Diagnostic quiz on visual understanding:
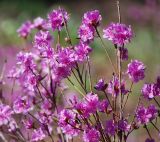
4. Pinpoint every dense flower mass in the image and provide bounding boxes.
[17,21,33,38]
[103,23,133,47]
[58,109,80,137]
[98,99,108,112]
[83,128,100,142]
[0,104,13,126]
[48,8,69,31]
[141,83,155,99]
[34,30,52,49]
[73,93,102,119]
[23,118,34,129]
[31,128,46,142]
[127,60,145,83]
[83,10,102,27]
[34,30,53,57]
[118,120,130,132]
[2,6,160,142]
[105,119,117,136]
[107,76,128,97]
[78,24,95,43]
[141,76,160,100]
[33,17,49,30]
[56,47,75,66]
[84,93,99,113]
[136,105,157,124]
[13,96,33,114]
[74,43,92,62]
[78,10,102,43]
[94,79,107,91]
[16,51,36,72]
